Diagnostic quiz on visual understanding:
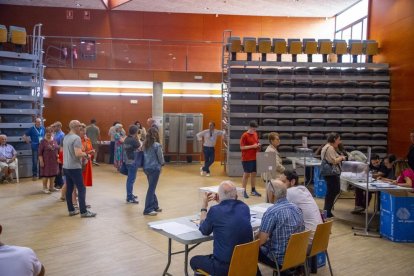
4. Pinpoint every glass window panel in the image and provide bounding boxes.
[362,18,367,40]
[336,0,368,30]
[352,22,362,40]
